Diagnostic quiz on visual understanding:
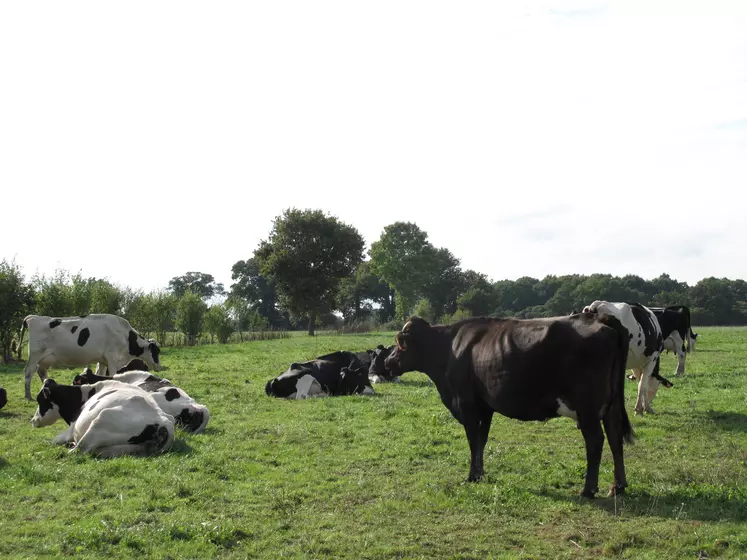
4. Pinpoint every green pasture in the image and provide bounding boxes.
[0,327,745,559]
